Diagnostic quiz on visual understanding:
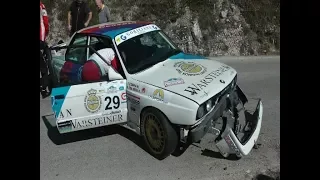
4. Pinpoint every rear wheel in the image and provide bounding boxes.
[141,108,178,160]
